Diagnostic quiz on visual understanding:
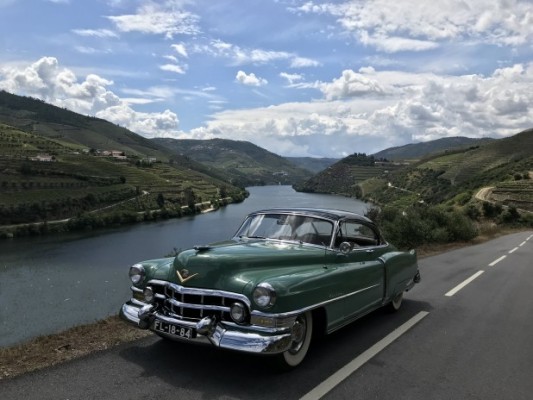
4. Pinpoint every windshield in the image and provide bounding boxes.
[235,213,334,246]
